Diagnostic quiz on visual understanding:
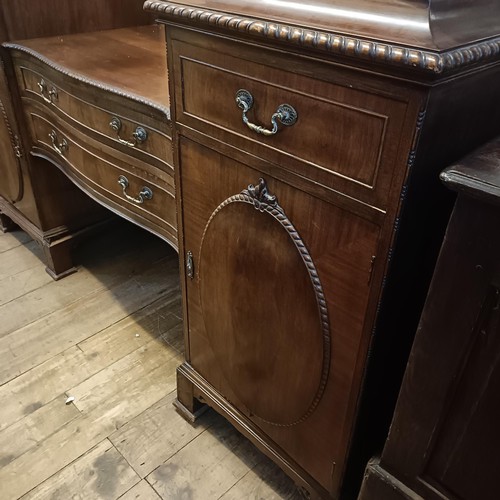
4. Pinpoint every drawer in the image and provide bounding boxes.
[29,111,177,246]
[14,58,173,170]
[171,32,418,210]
